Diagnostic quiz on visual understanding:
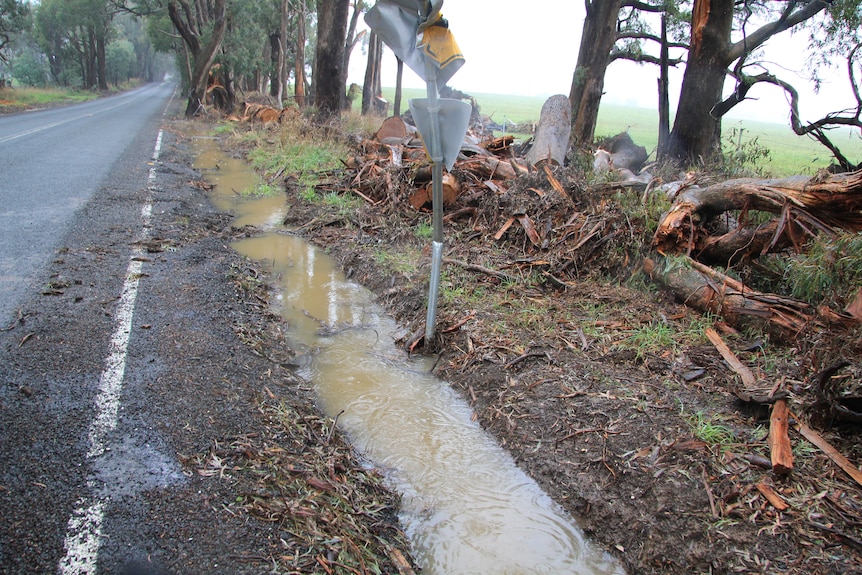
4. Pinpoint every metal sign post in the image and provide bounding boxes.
[366,0,470,344]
